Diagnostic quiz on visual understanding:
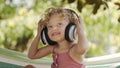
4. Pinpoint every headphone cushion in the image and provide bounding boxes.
[65,23,76,42]
[41,23,76,45]
[41,27,57,45]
